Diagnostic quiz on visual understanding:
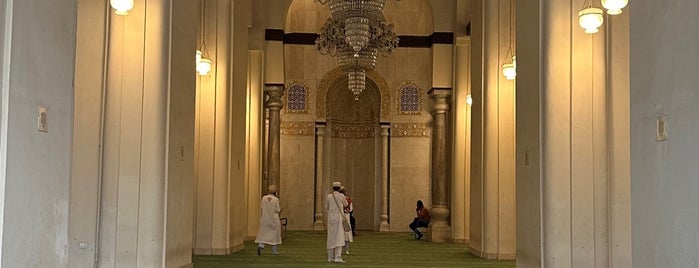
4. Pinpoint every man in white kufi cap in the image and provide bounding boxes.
[255,185,282,255]
[325,181,348,263]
